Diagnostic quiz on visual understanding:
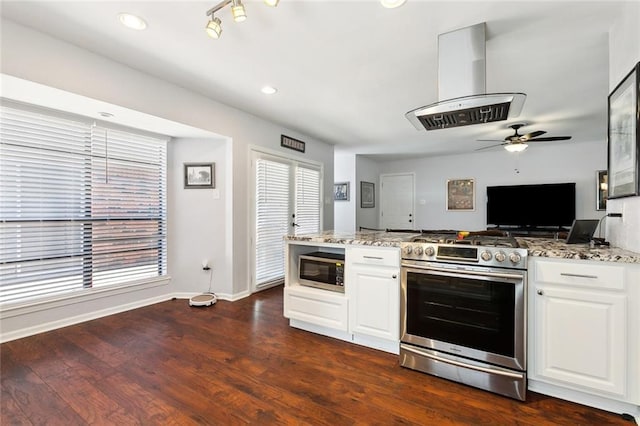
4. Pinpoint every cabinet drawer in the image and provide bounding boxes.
[347,246,399,267]
[534,259,625,290]
[284,286,348,331]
